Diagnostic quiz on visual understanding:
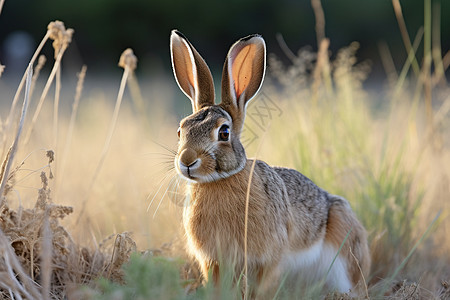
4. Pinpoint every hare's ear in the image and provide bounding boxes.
[221,34,266,119]
[170,30,215,112]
